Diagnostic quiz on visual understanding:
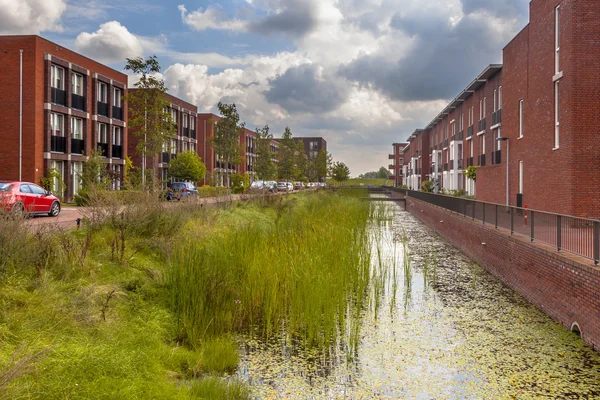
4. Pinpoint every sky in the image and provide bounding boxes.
[0,0,529,176]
